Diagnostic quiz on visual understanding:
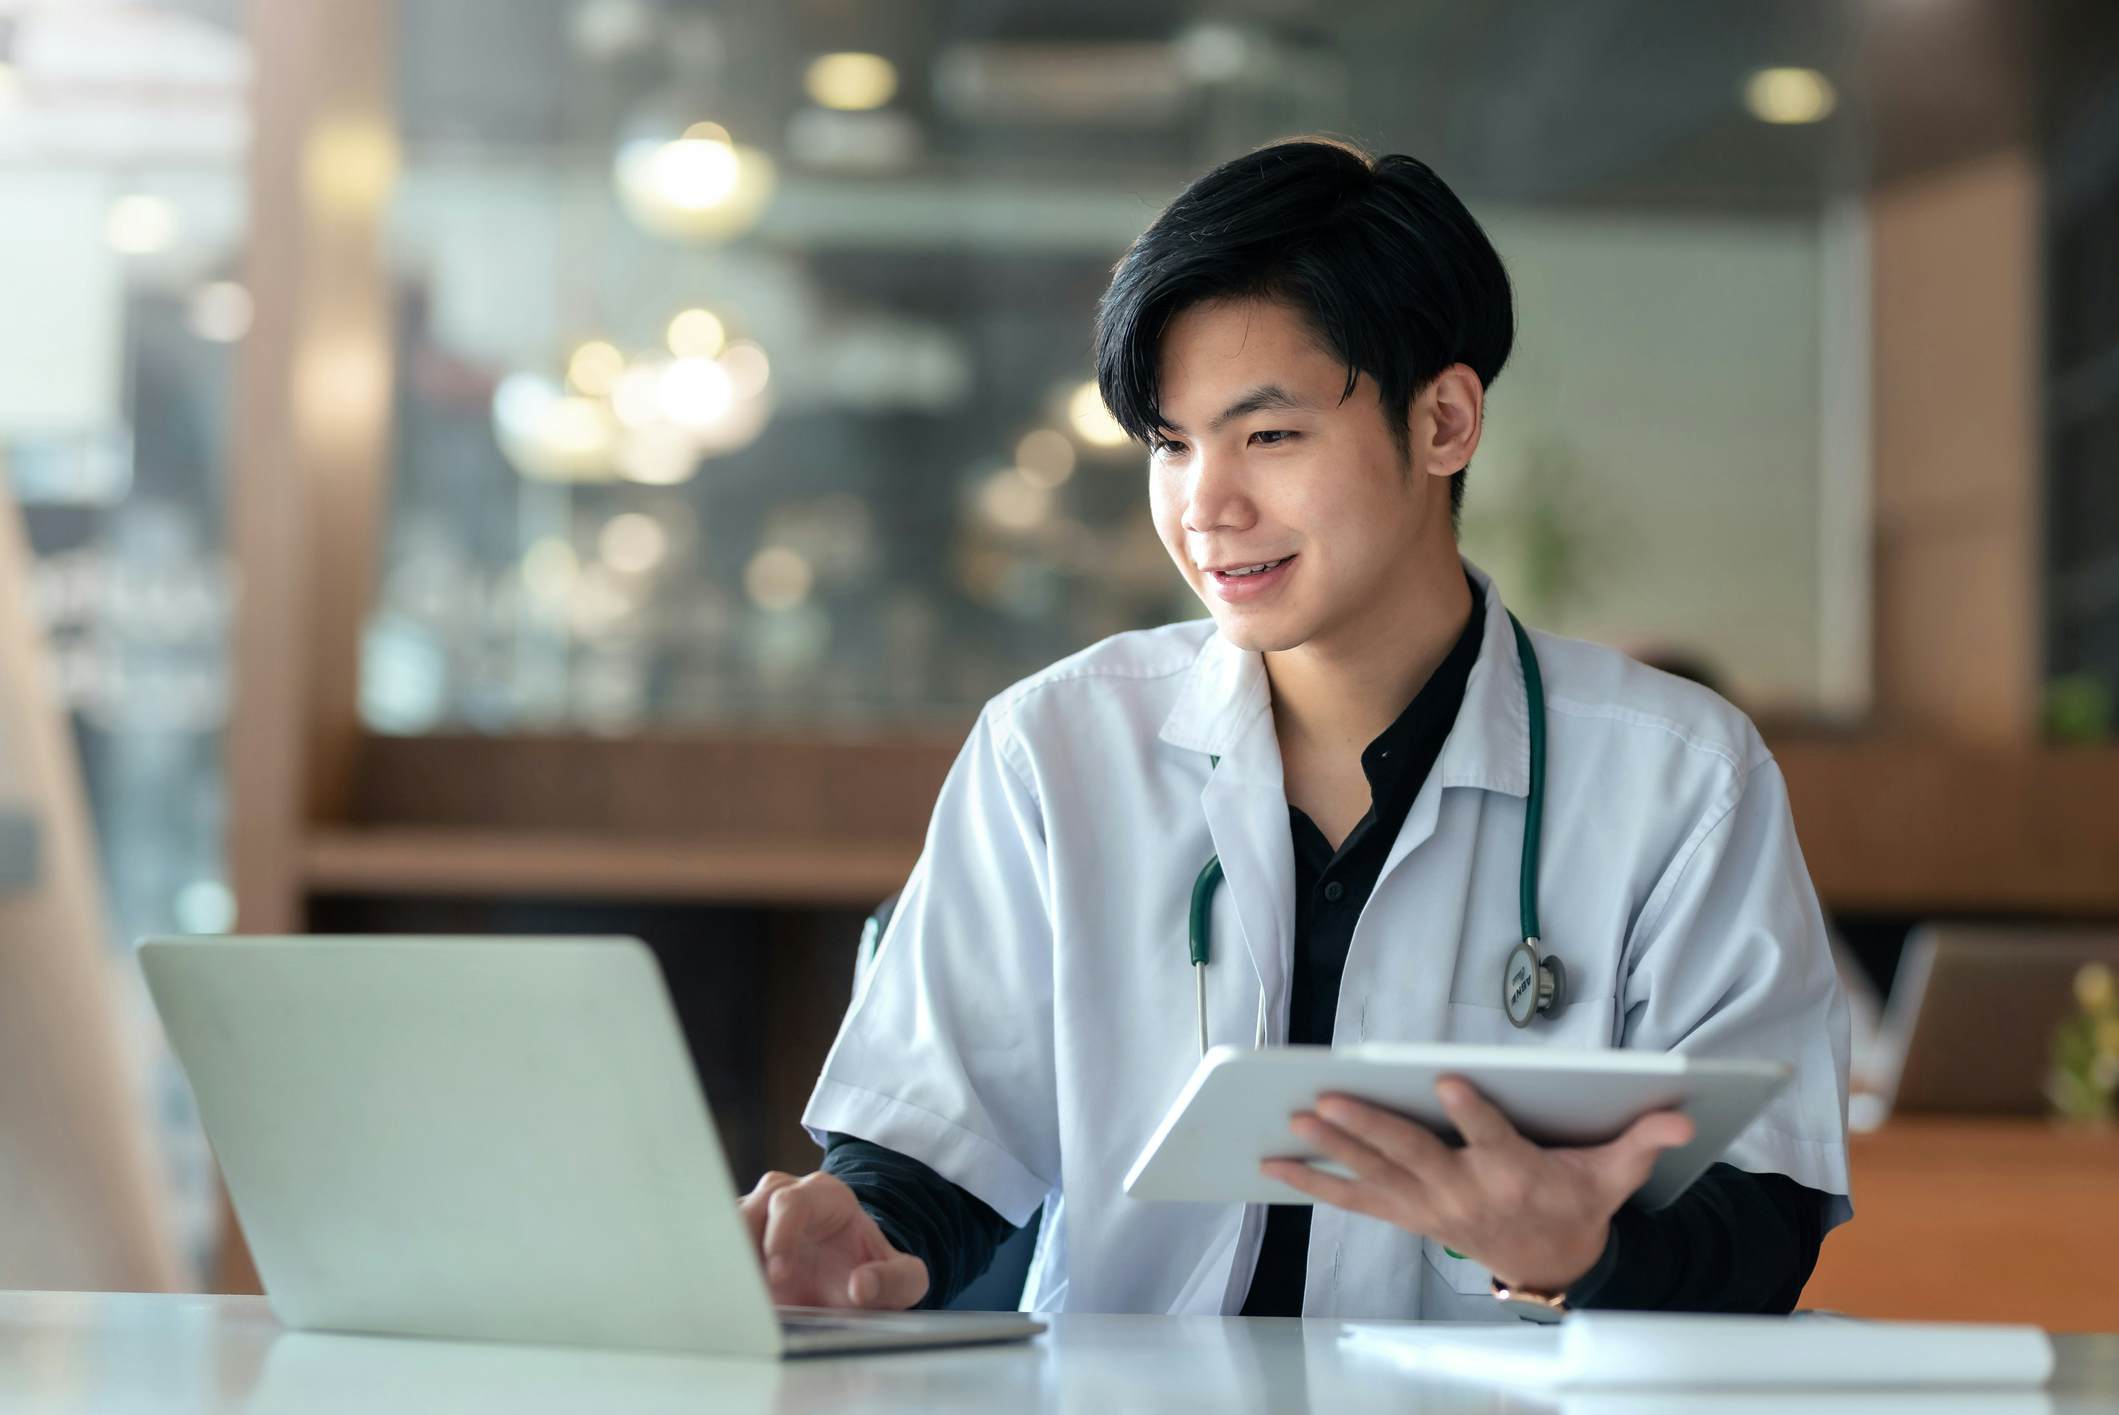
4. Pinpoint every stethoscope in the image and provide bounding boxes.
[1187,612,1565,1057]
